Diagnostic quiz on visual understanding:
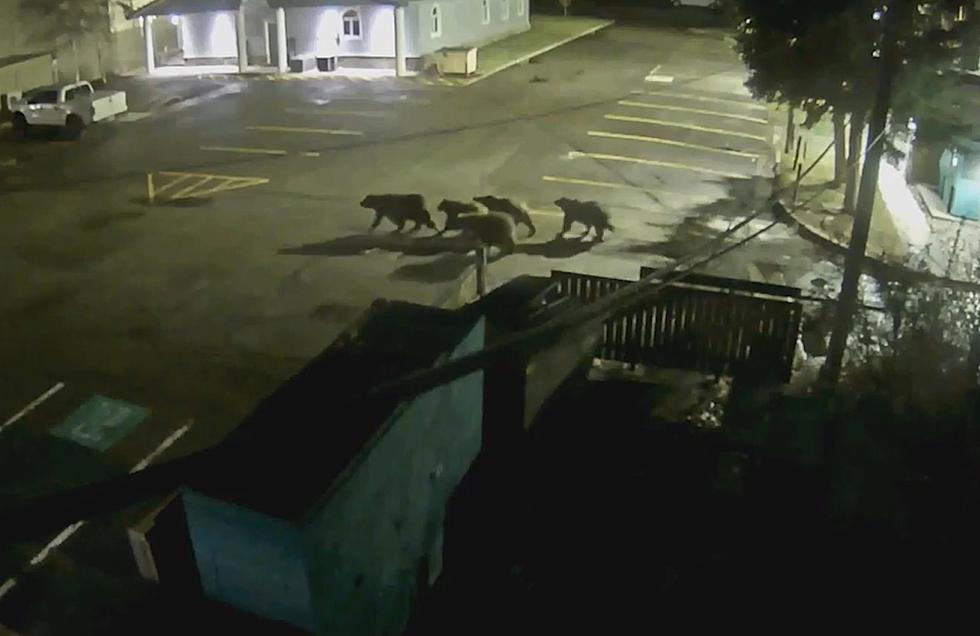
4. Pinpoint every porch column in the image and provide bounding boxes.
[394,5,407,77]
[236,6,248,72]
[276,7,288,73]
[143,16,156,74]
